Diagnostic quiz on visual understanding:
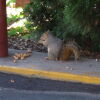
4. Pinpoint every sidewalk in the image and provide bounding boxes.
[0,49,100,85]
